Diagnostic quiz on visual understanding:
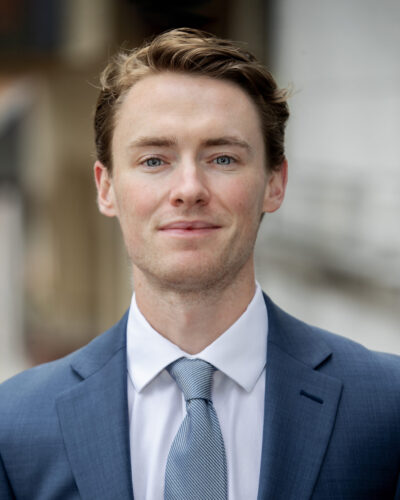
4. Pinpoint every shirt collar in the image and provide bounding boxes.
[126,283,268,393]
